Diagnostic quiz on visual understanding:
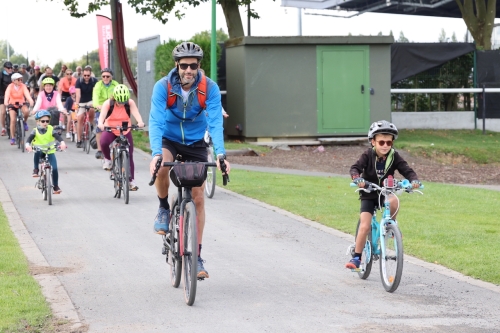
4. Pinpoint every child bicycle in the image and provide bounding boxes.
[32,143,61,205]
[347,176,424,292]
[149,155,229,306]
[105,123,140,205]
